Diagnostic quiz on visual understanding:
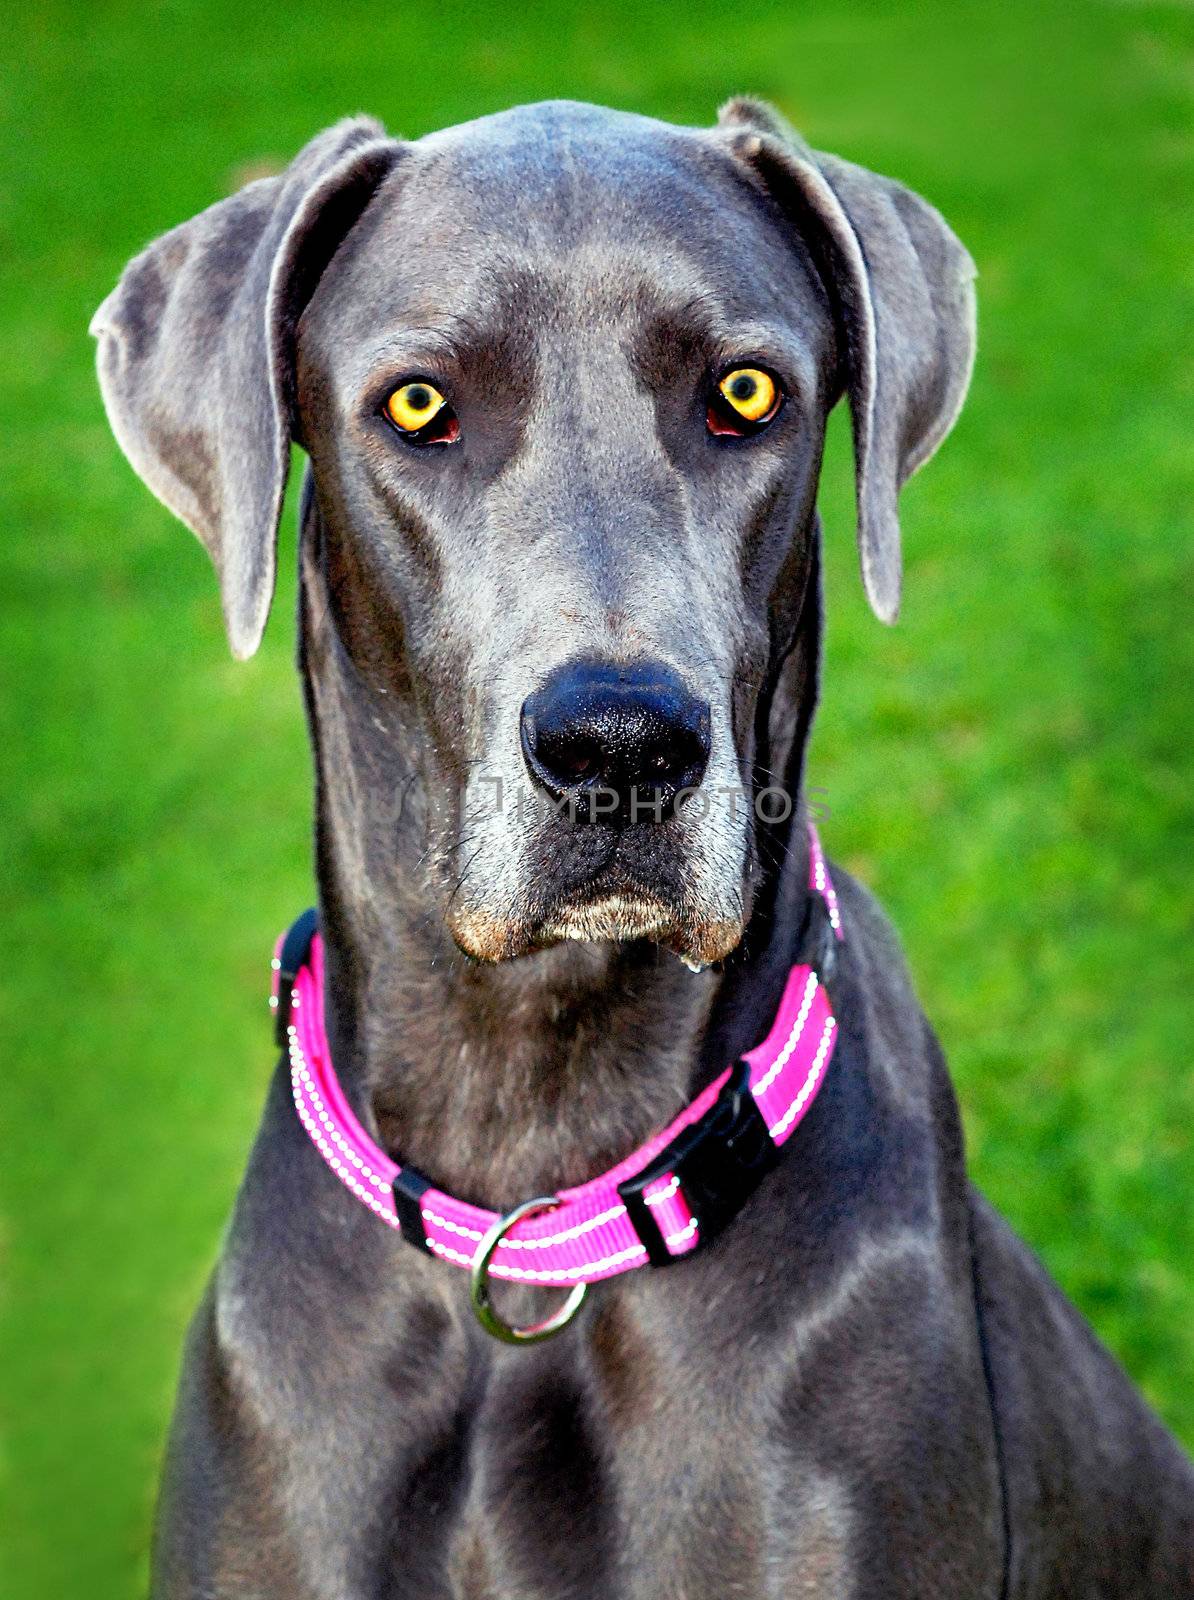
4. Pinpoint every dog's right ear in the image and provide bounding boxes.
[91,120,404,658]
[716,99,977,625]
